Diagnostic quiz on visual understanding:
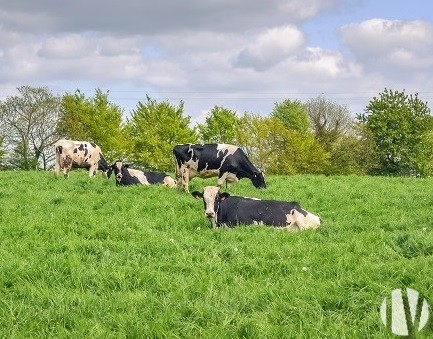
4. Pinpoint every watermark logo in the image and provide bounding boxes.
[380,288,430,336]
